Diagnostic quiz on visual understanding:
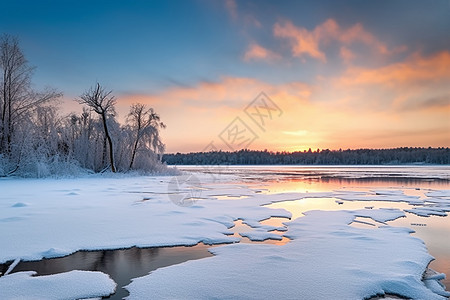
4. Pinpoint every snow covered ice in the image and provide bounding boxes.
[126,209,448,300]
[0,270,116,299]
[0,172,449,299]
